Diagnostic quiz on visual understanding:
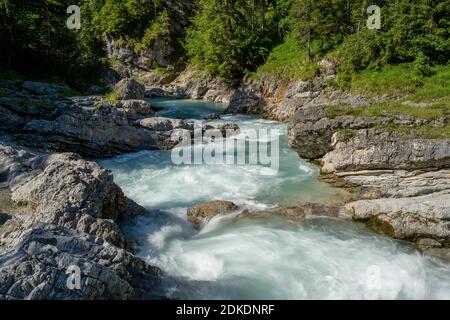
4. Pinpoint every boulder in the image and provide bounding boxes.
[0,146,144,249]
[321,129,450,173]
[0,224,161,300]
[345,190,450,241]
[187,201,238,229]
[22,81,70,96]
[240,203,343,221]
[114,79,145,100]
[119,100,154,116]
[138,117,193,131]
[0,142,161,300]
